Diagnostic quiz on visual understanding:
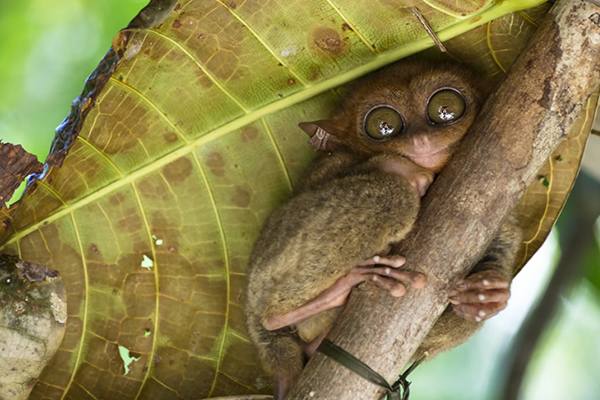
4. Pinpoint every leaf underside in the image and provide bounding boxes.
[1,1,595,399]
